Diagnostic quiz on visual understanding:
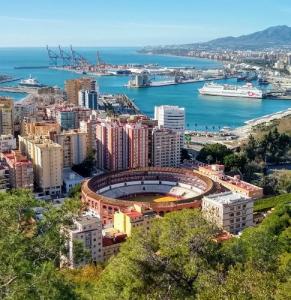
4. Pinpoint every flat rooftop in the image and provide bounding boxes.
[204,191,250,204]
